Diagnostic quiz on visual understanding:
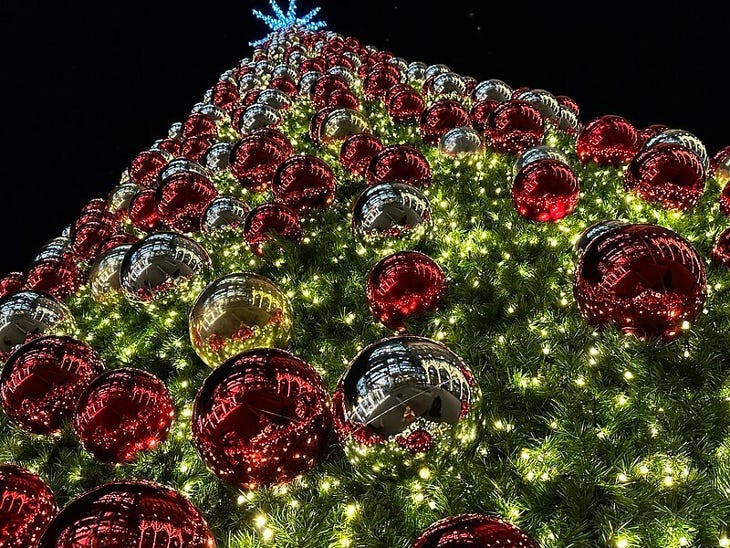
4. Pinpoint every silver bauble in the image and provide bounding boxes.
[89,244,133,303]
[34,237,70,263]
[439,127,483,157]
[298,71,324,96]
[431,72,466,96]
[238,104,281,134]
[425,64,450,80]
[472,79,512,103]
[168,122,183,140]
[238,74,262,93]
[160,159,212,187]
[513,146,569,177]
[328,66,356,85]
[514,88,560,119]
[107,183,140,217]
[201,196,251,234]
[320,108,370,144]
[406,61,428,84]
[204,142,233,173]
[644,129,709,172]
